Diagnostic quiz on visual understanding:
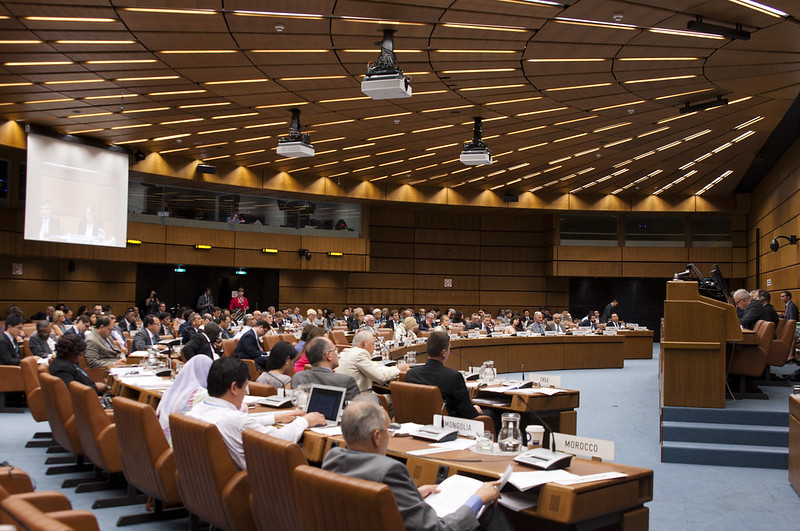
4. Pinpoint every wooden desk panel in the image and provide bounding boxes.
[563,336,625,369]
[790,395,800,496]
[508,340,564,372]
[619,330,655,359]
